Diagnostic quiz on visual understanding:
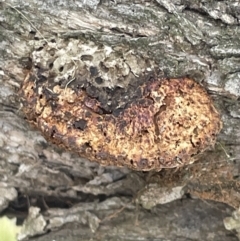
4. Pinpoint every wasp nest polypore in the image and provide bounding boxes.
[21,72,222,171]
